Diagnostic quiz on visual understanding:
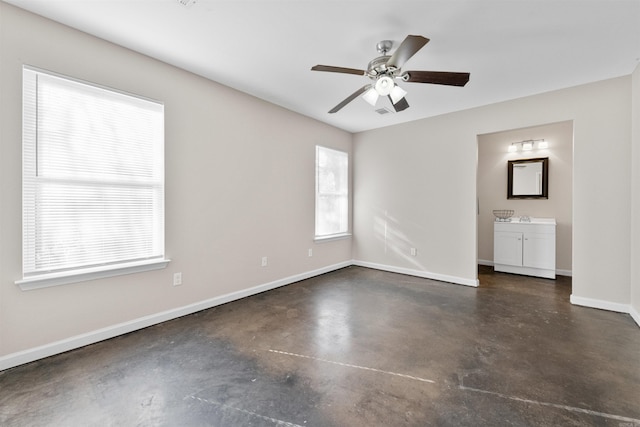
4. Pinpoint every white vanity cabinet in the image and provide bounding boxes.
[493,219,556,279]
